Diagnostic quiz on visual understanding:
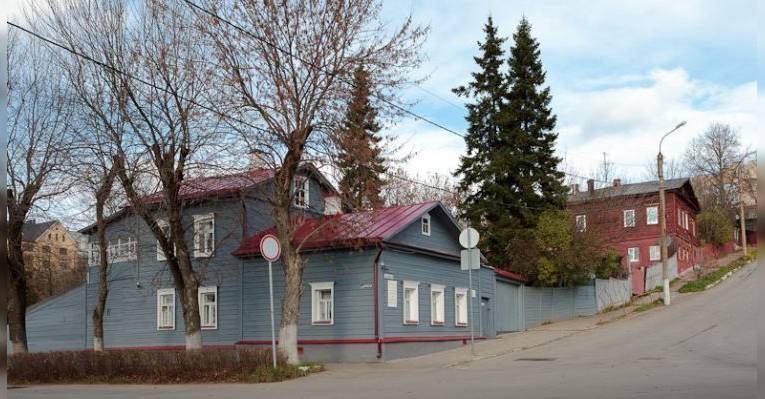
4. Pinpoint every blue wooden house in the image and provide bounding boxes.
[24,164,507,362]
